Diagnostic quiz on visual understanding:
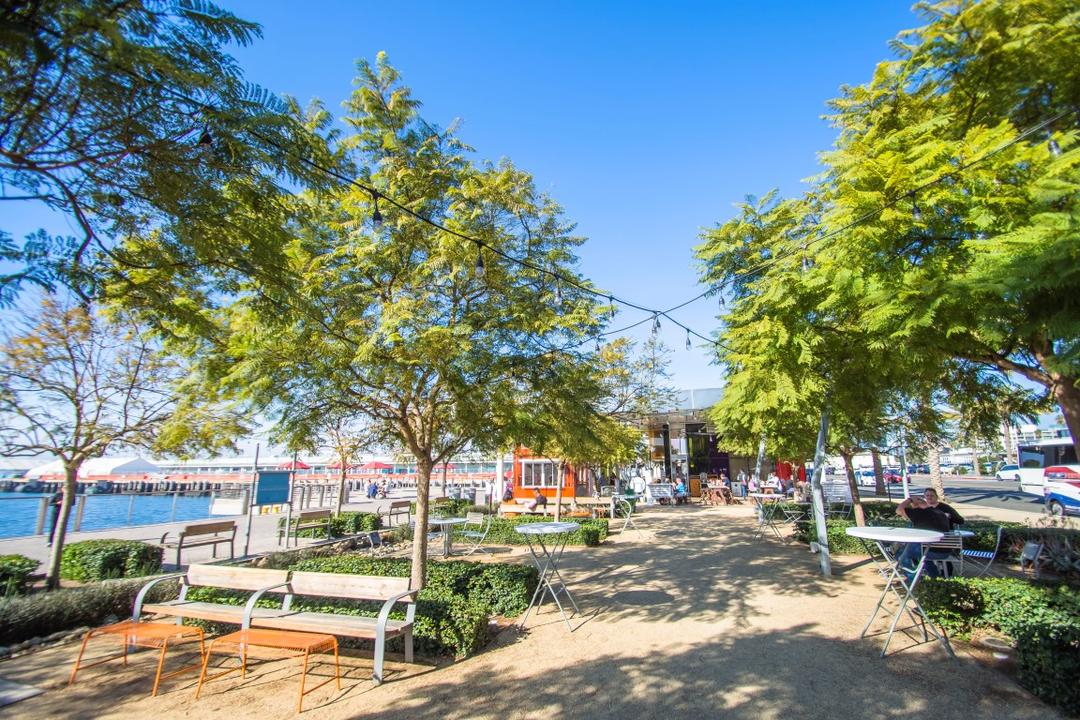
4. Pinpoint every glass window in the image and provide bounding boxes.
[520,460,558,488]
